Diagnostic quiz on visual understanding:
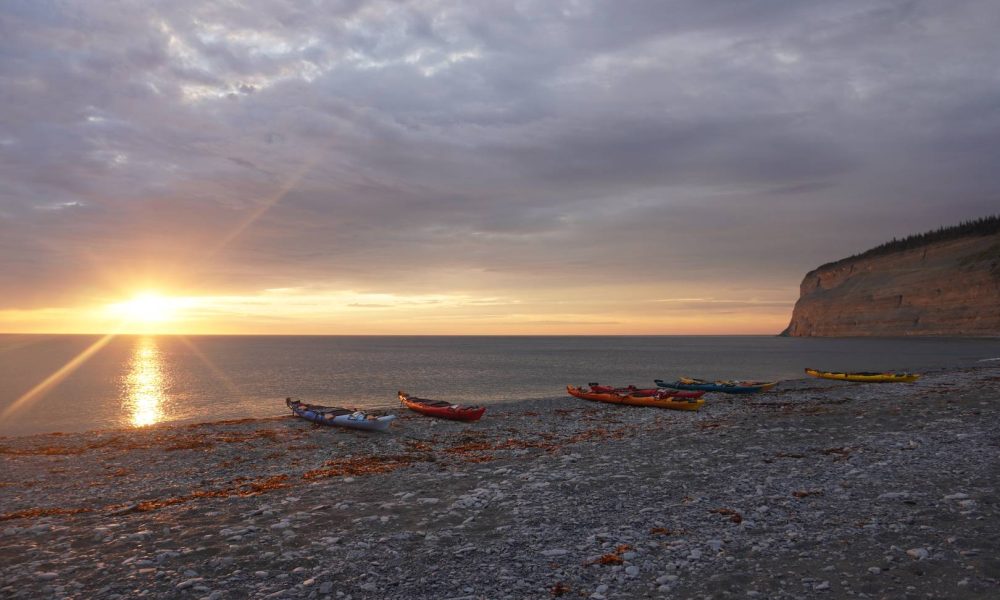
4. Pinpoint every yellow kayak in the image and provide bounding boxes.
[805,368,920,383]
[567,385,705,411]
